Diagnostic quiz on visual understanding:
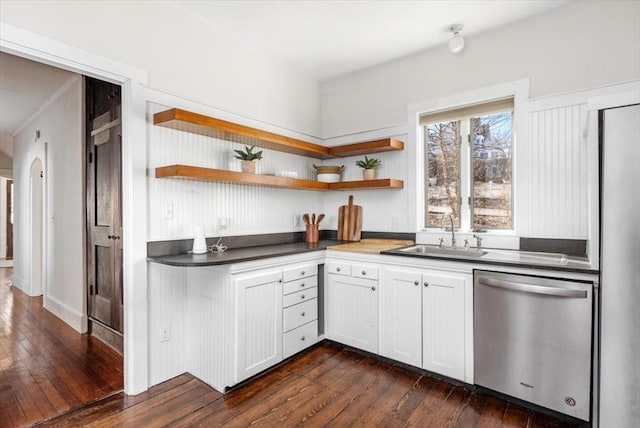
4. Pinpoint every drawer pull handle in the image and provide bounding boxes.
[414,281,419,286]
[300,283,305,288]
[371,286,376,291]
[301,336,306,341]
[424,282,429,287]
[301,271,305,276]
[278,279,282,283]
[336,267,341,272]
[362,270,366,275]
[301,312,306,316]
[301,294,305,299]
